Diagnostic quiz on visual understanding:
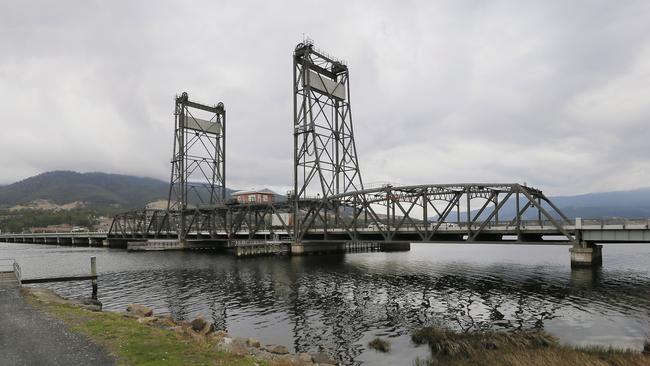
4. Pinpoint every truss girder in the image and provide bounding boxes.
[108,182,573,244]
